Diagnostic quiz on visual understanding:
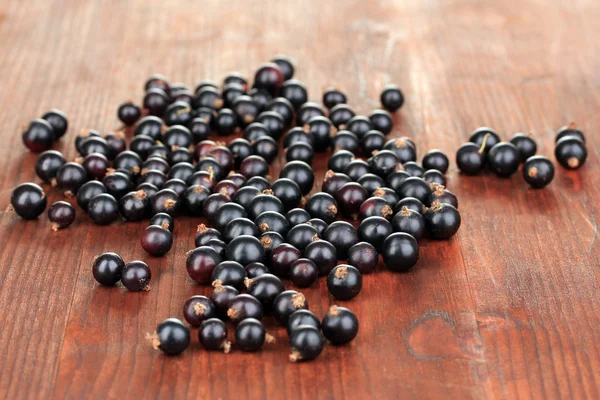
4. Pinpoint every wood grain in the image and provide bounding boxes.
[0,0,599,399]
